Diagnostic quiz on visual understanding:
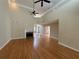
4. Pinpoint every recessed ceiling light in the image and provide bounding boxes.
[8,0,18,10]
